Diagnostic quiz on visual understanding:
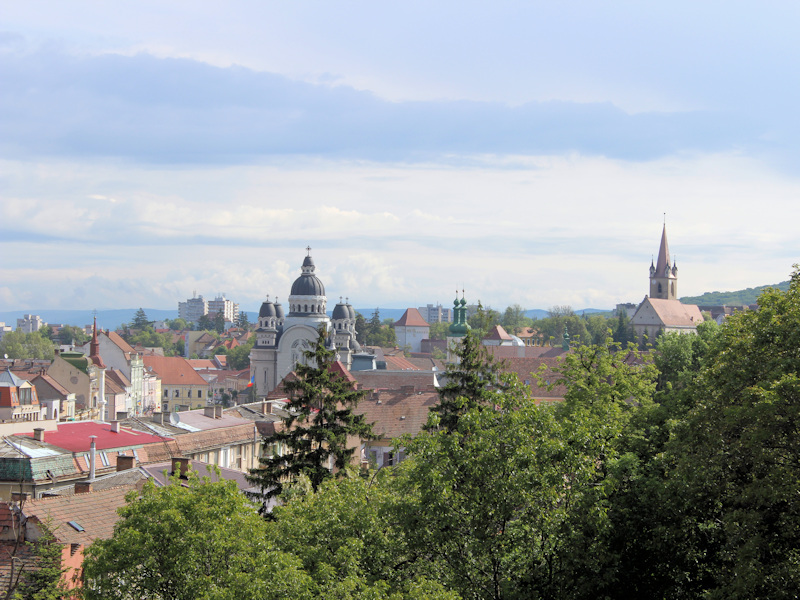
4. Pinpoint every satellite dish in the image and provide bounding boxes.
[3,354,7,359]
